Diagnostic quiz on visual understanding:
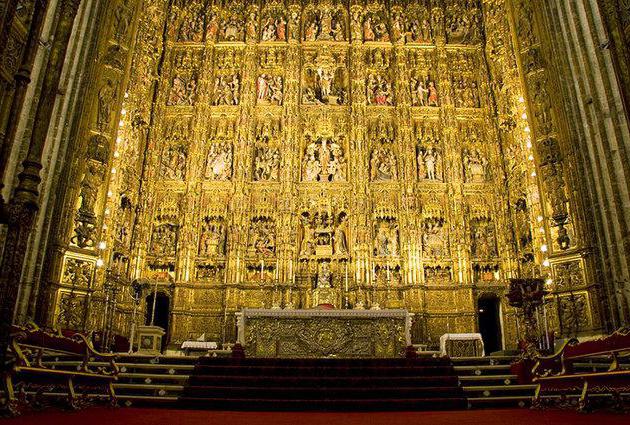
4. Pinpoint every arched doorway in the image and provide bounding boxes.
[145,292,170,350]
[477,293,502,355]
